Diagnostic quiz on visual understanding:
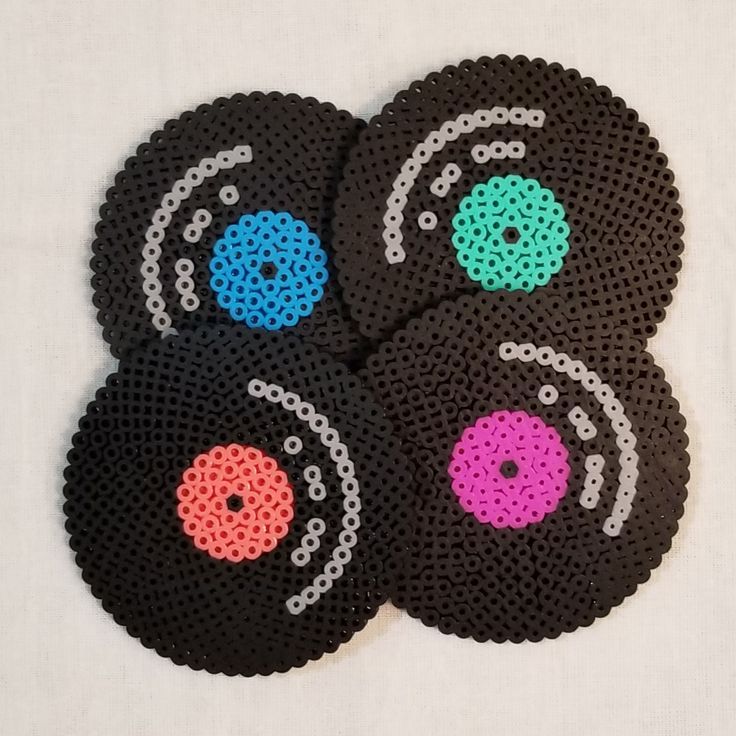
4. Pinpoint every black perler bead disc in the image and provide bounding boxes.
[63,326,411,675]
[333,56,684,343]
[92,92,367,363]
[362,291,689,642]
